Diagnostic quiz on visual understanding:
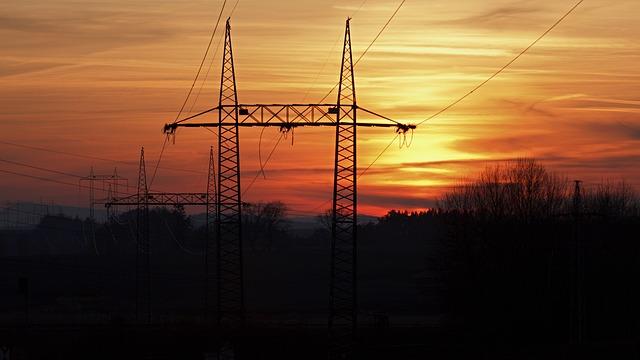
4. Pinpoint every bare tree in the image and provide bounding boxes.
[437,159,569,220]
[243,201,288,251]
[316,209,333,233]
[583,181,639,218]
